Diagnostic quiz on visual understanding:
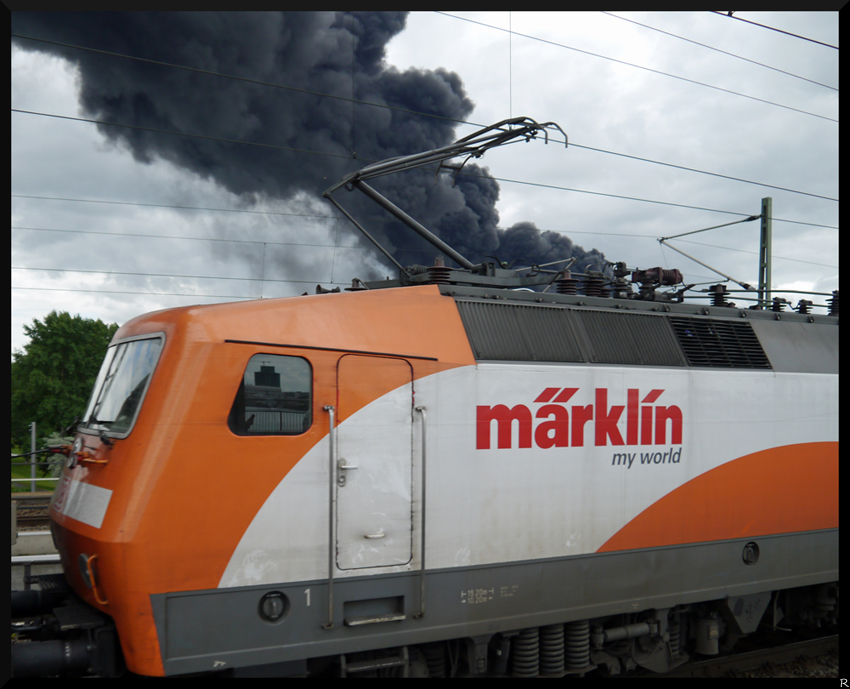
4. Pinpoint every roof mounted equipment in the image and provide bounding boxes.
[323,117,568,286]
